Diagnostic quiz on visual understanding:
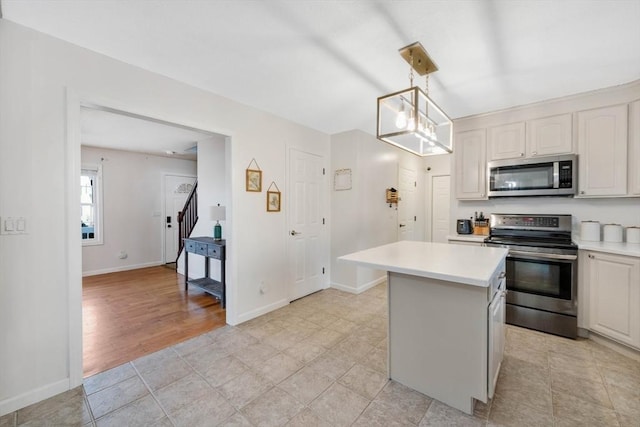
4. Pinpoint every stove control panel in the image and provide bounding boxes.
[499,216,558,228]
[490,214,572,232]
